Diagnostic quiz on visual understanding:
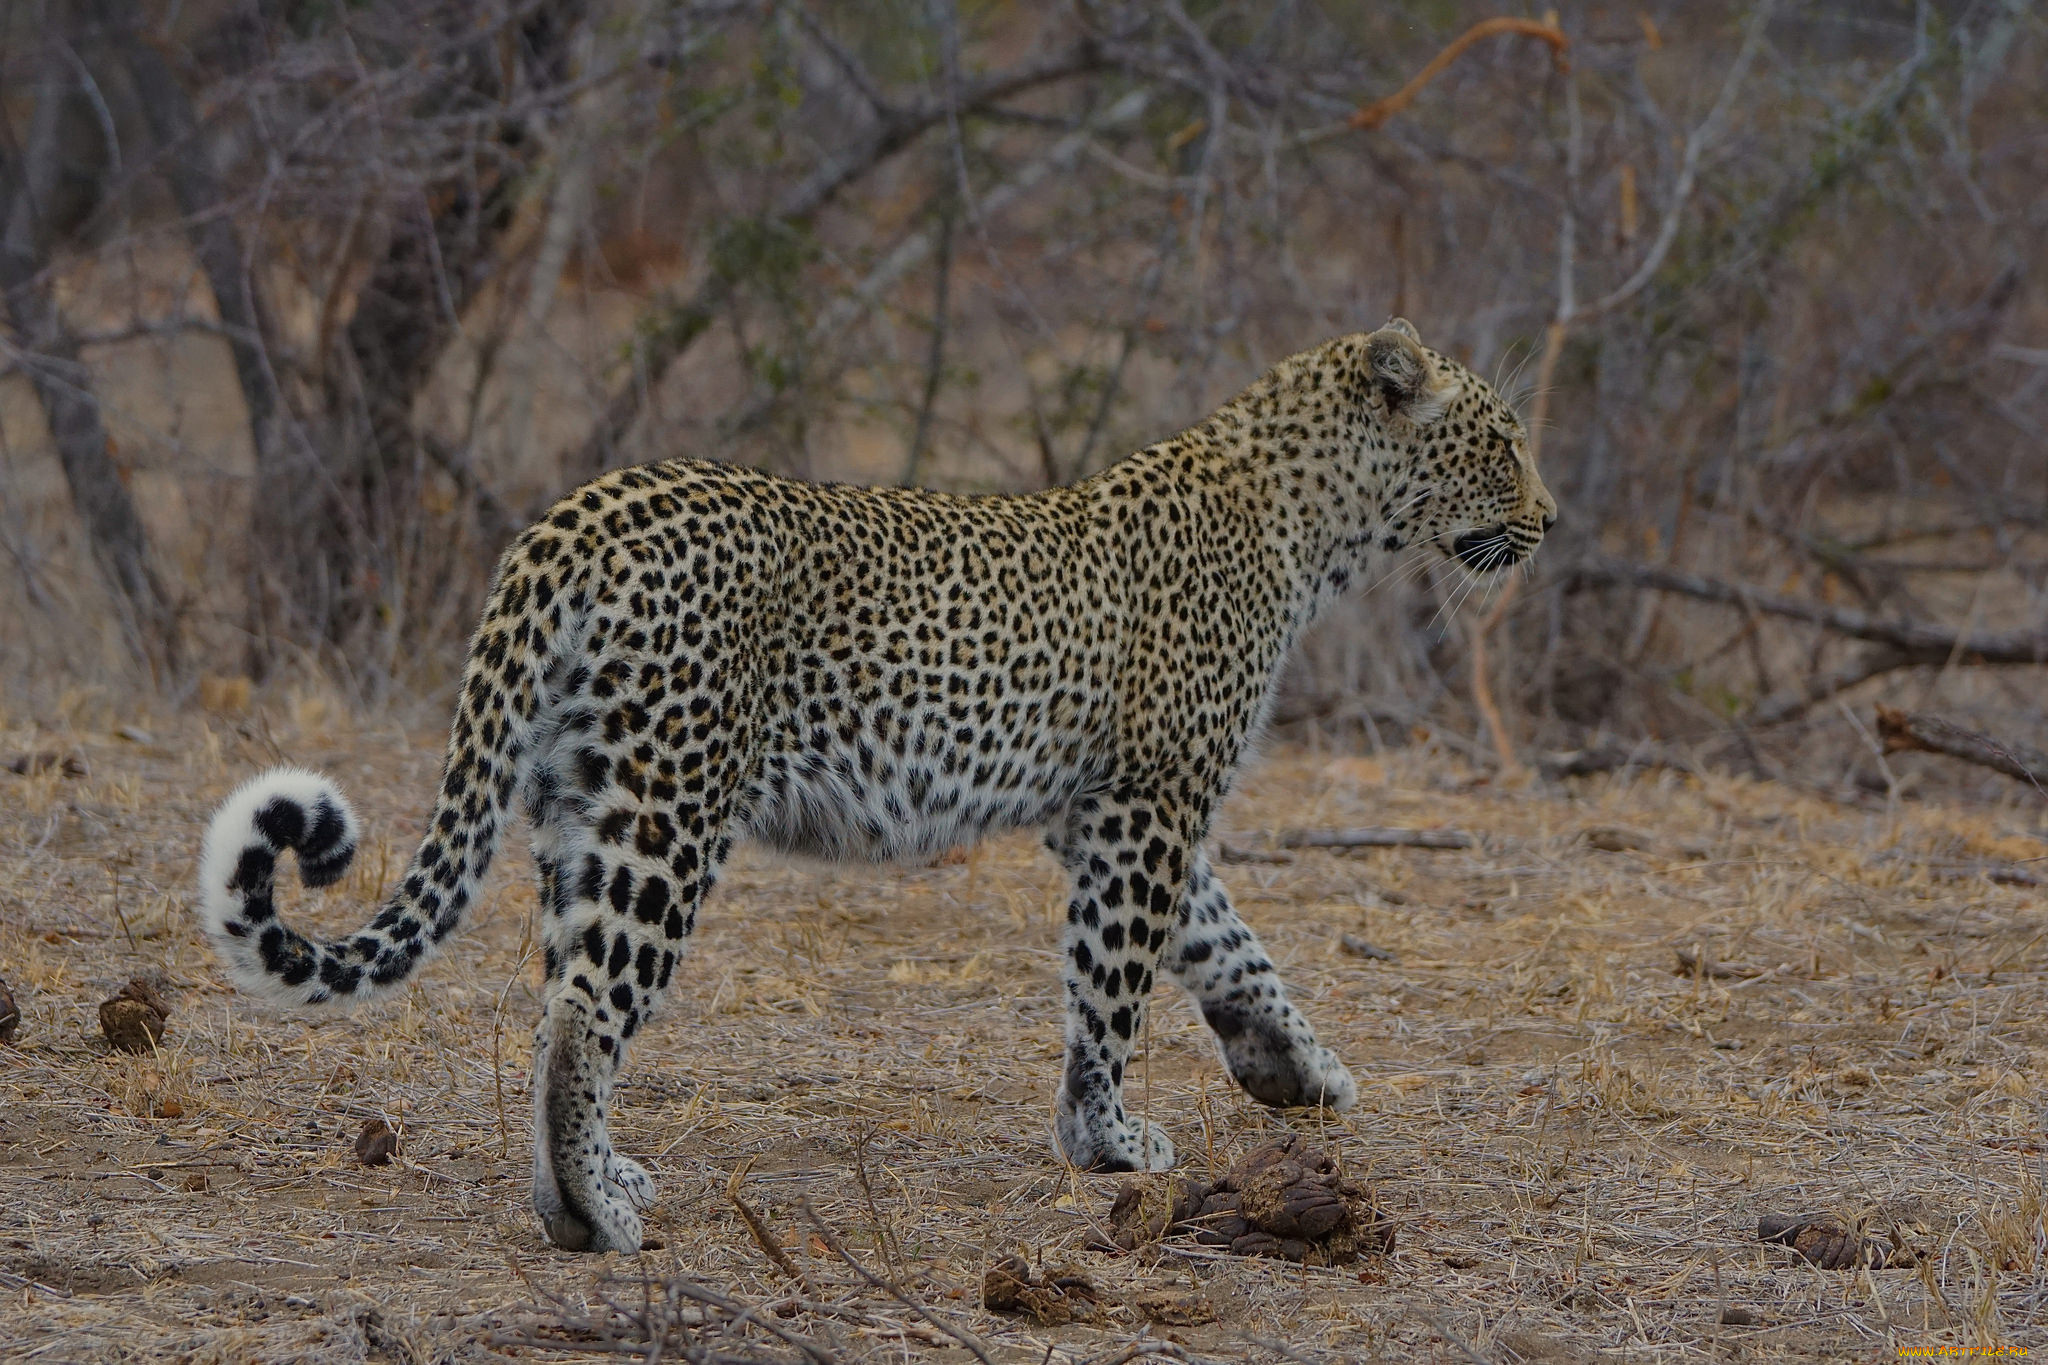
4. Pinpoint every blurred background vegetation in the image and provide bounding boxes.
[2,0,2043,791]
